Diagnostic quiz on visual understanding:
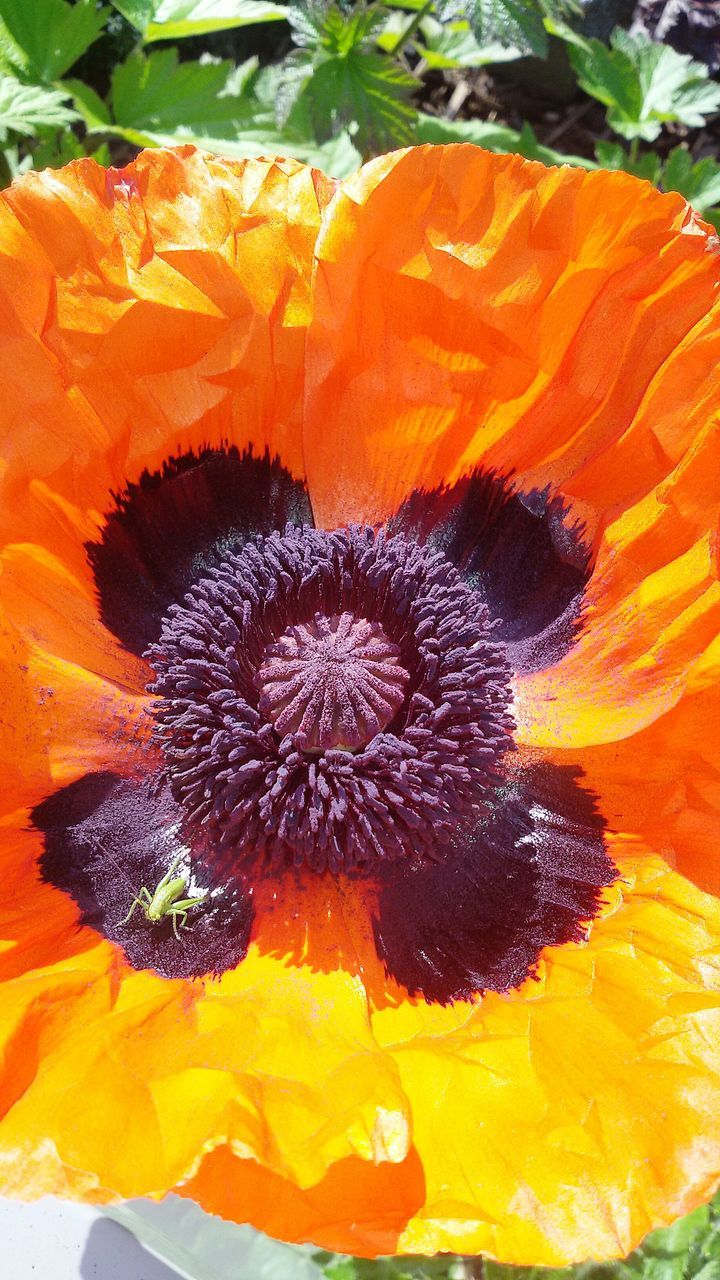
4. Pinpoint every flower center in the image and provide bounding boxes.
[257,613,409,752]
[147,525,515,873]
